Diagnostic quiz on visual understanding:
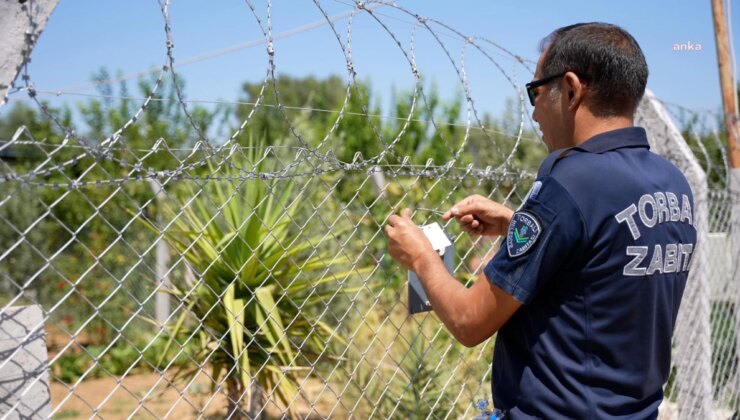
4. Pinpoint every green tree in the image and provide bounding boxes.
[148,141,369,418]
[0,69,224,346]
